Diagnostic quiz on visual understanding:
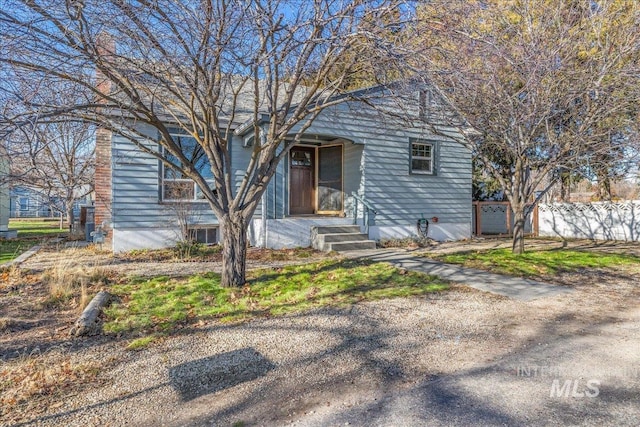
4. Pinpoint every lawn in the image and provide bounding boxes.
[0,220,67,263]
[104,259,448,334]
[9,220,67,238]
[431,248,640,278]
